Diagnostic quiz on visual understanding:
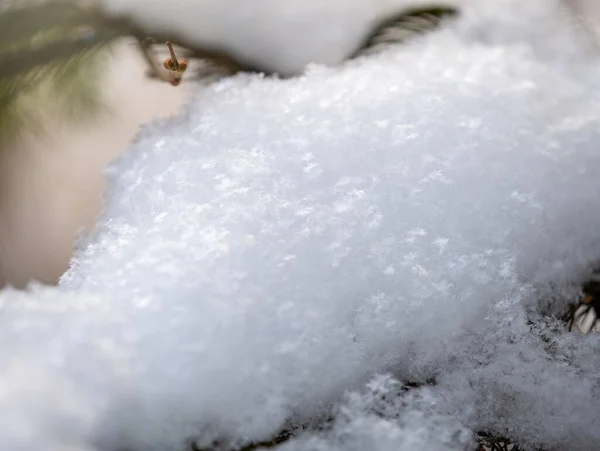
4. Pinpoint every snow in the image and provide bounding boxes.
[99,0,474,75]
[101,0,388,75]
[98,0,600,75]
[4,0,600,450]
